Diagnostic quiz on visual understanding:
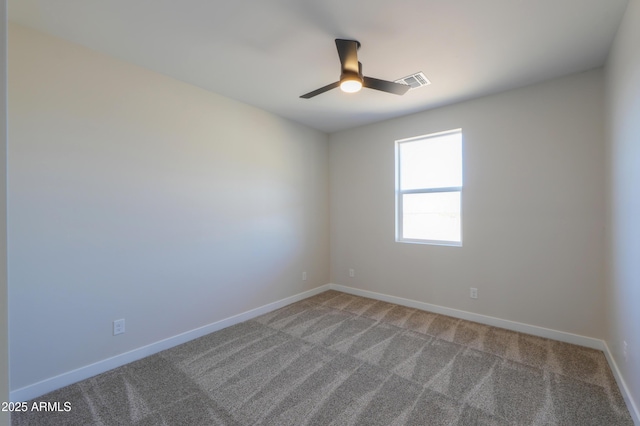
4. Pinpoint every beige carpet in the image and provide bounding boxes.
[13,290,634,425]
